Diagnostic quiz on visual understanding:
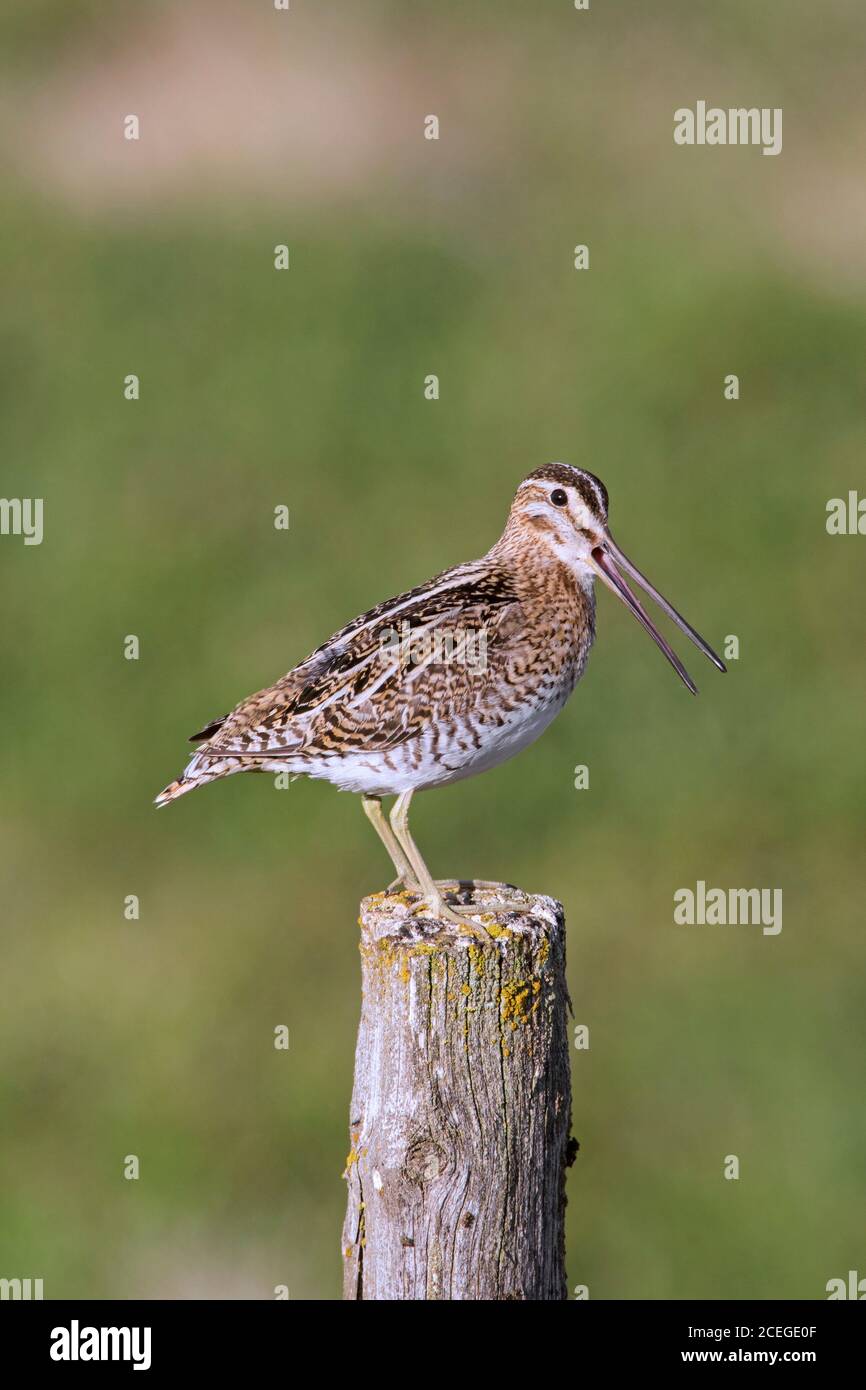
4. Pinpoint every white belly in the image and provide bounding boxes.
[312,684,573,796]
